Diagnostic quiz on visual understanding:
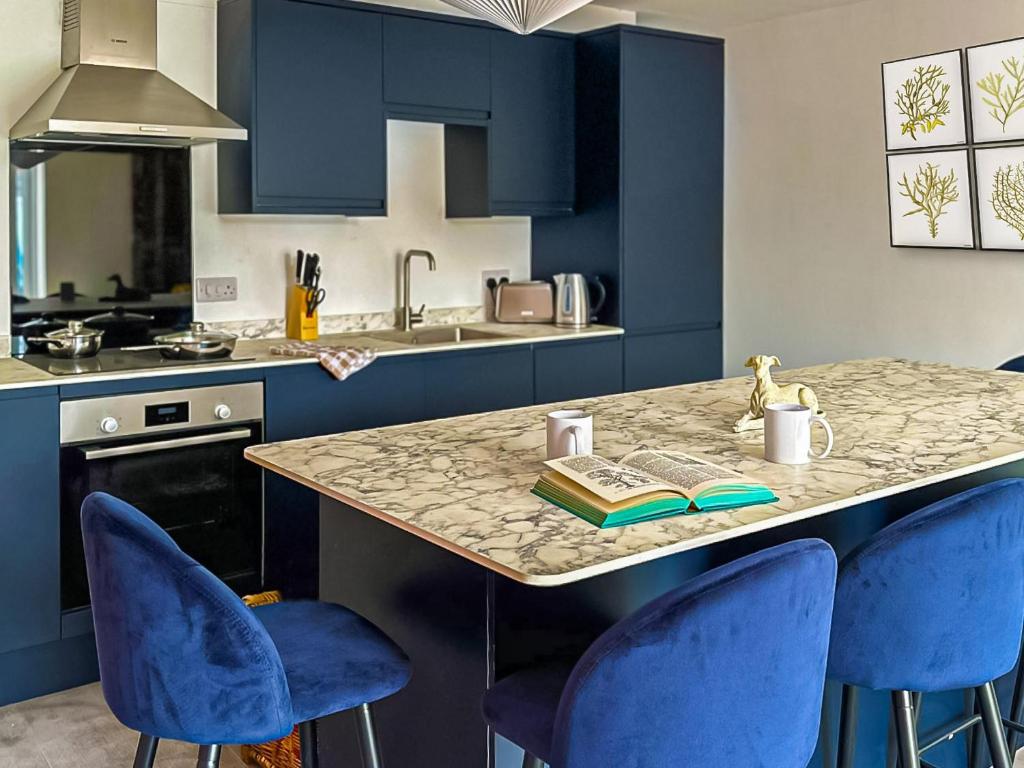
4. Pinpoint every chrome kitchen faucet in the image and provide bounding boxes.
[401,250,437,331]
